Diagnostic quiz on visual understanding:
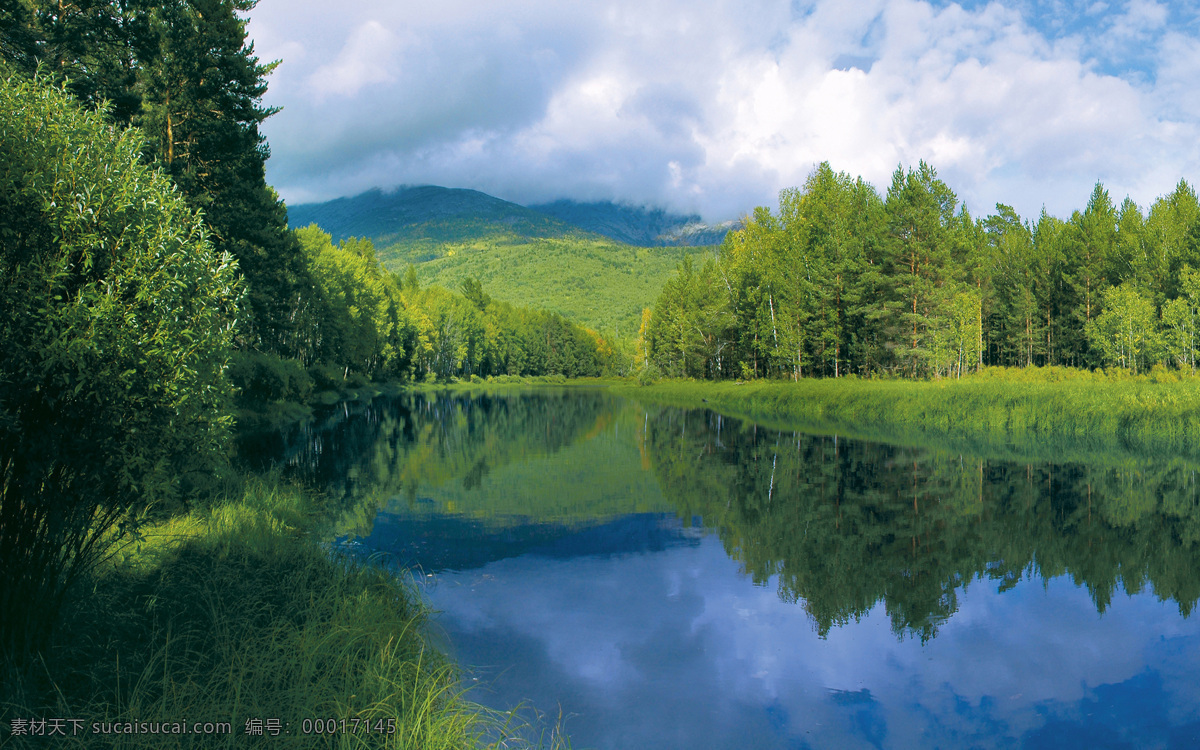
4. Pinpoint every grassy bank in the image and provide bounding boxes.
[2,480,564,749]
[613,366,1200,464]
